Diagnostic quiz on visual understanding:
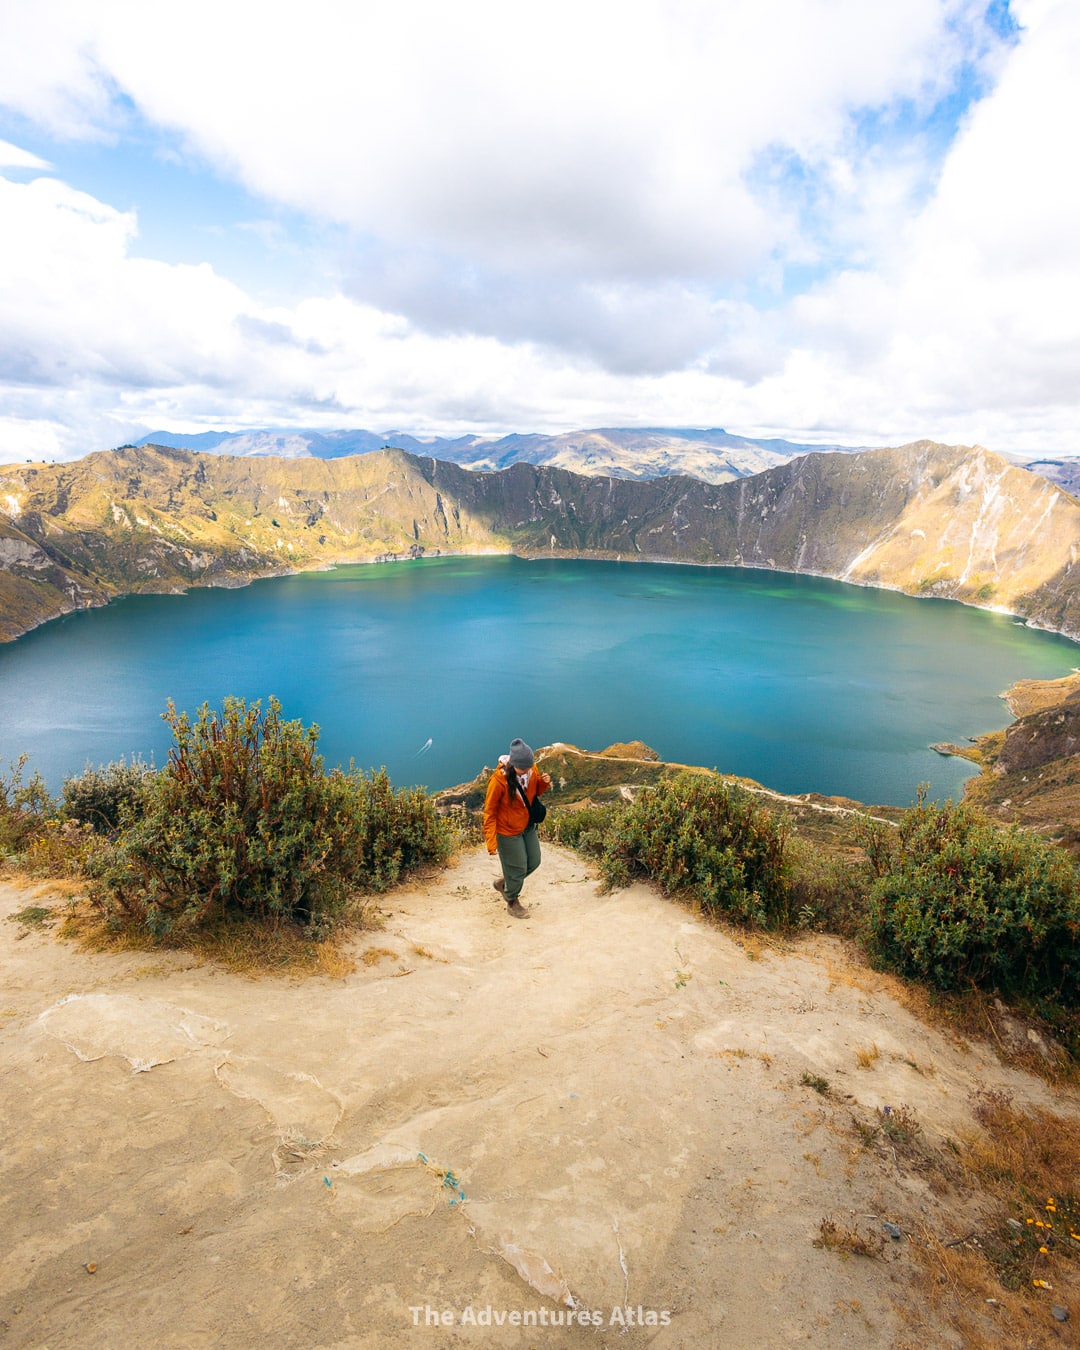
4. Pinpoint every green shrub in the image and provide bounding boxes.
[0,755,54,859]
[0,757,93,878]
[546,801,624,858]
[90,696,453,938]
[62,757,155,834]
[784,834,864,935]
[561,775,792,927]
[860,796,1080,1001]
